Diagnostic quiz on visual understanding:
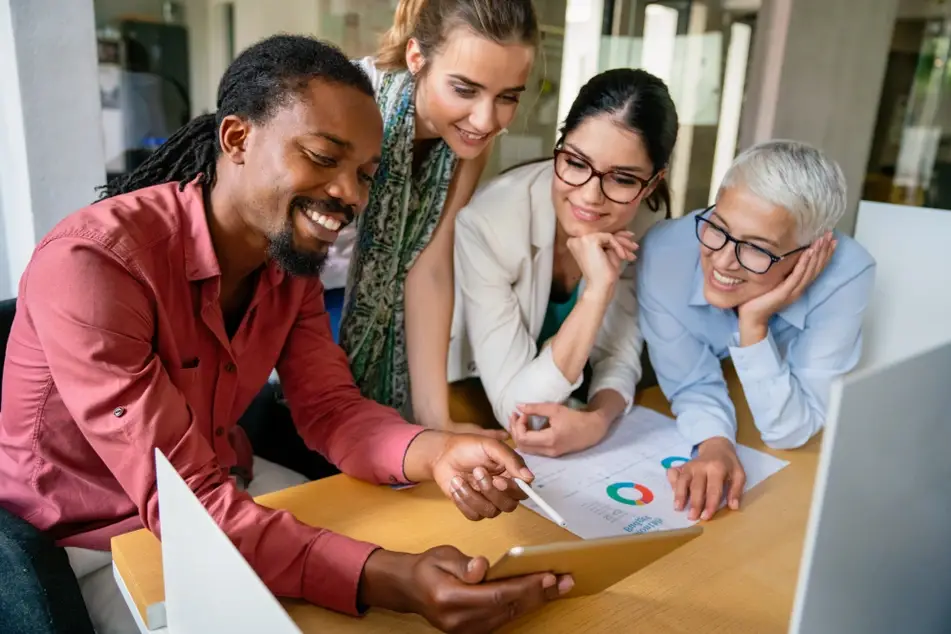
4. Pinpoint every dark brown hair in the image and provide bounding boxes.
[559,68,678,214]
[503,68,679,215]
[376,0,539,70]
